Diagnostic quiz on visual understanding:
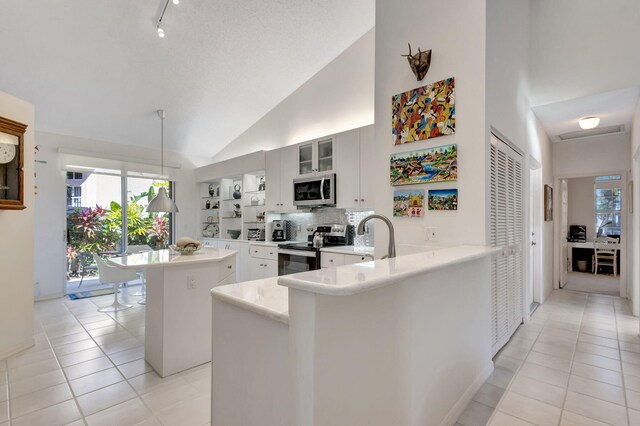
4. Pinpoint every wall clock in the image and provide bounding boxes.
[0,116,28,210]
